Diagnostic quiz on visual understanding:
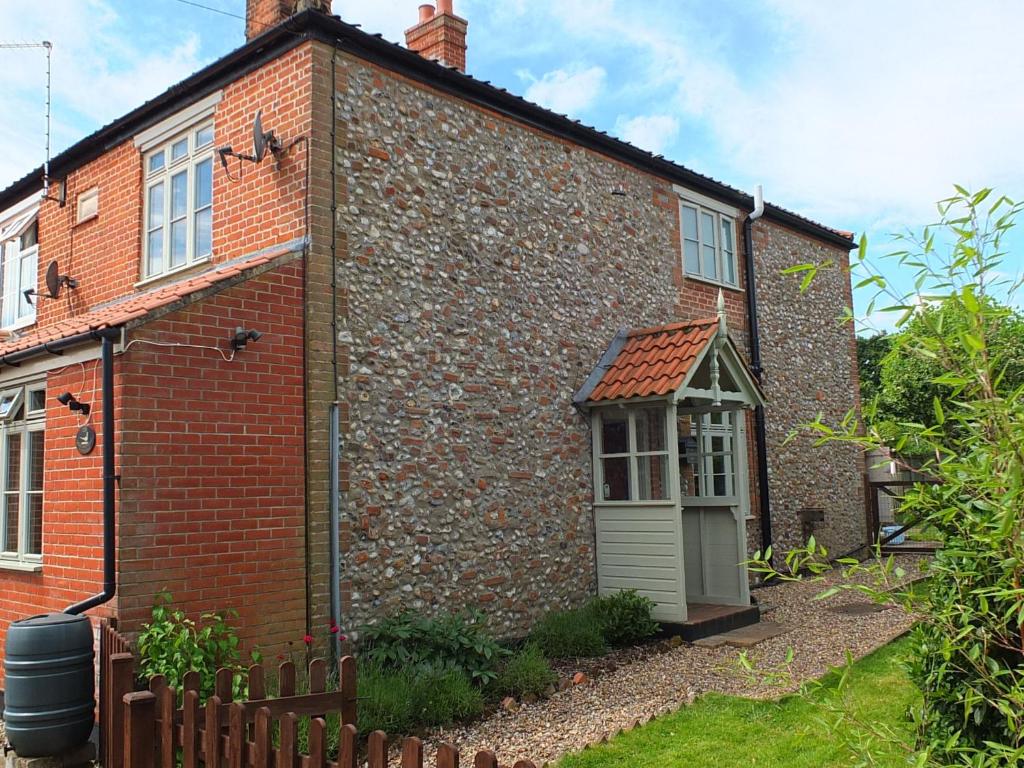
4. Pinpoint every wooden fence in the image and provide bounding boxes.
[100,619,135,768]
[100,619,538,768]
